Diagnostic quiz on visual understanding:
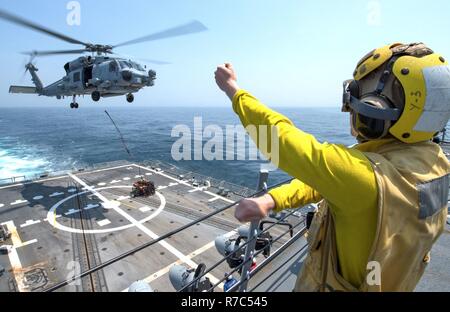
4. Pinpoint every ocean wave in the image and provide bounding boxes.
[0,147,52,180]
